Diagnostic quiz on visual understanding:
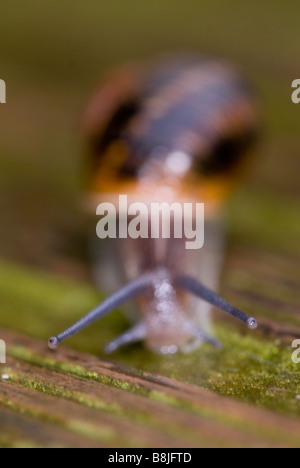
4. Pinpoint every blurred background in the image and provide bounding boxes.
[0,1,300,386]
[0,0,299,272]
